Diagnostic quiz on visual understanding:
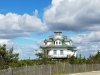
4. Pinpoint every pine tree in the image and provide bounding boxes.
[0,44,19,69]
